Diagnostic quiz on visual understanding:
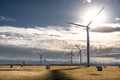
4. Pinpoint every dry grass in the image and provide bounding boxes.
[52,66,120,80]
[0,66,119,80]
[0,66,47,80]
